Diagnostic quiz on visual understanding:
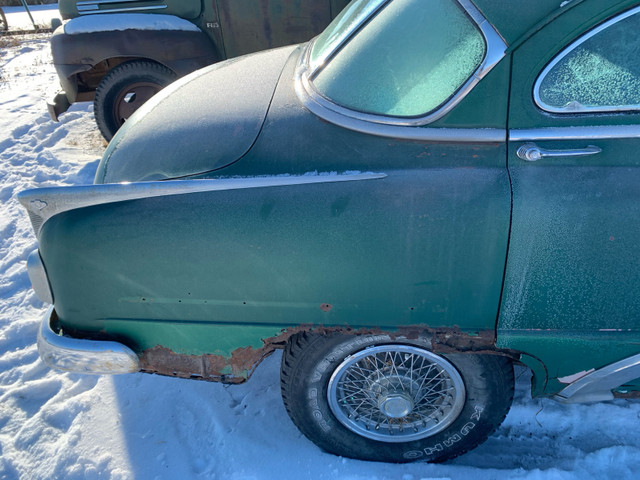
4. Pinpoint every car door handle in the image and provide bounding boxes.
[516,143,602,162]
